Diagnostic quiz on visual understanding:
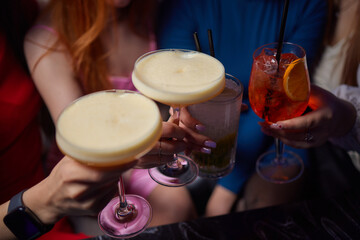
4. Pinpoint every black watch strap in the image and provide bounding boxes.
[7,189,26,212]
[4,189,54,240]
